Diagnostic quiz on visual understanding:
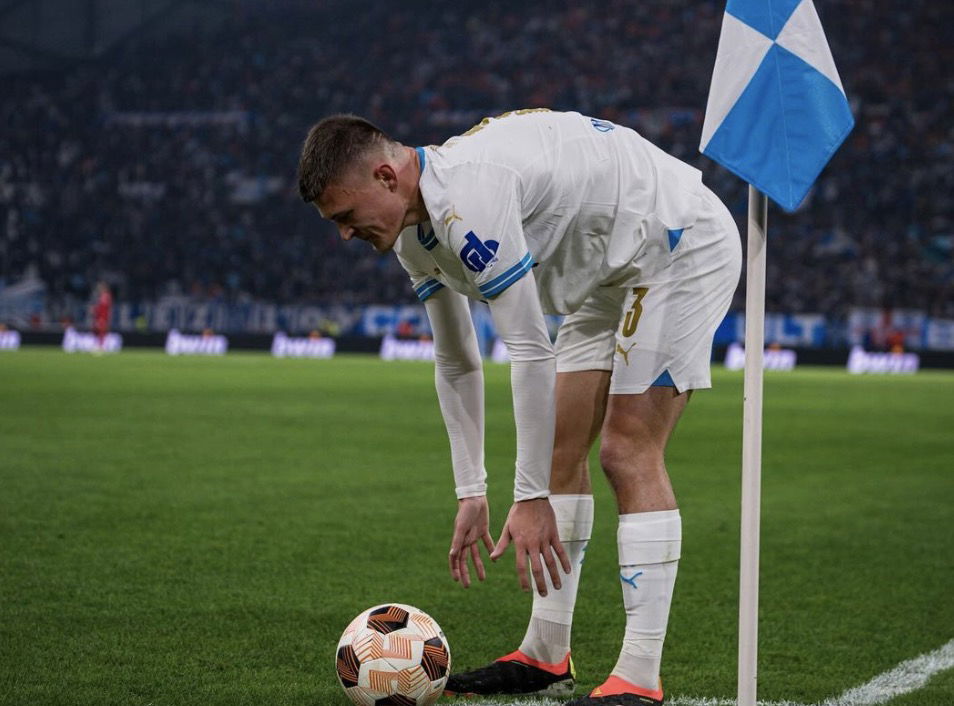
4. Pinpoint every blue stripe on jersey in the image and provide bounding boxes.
[417,224,438,251]
[414,279,444,302]
[415,146,426,172]
[478,252,534,298]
